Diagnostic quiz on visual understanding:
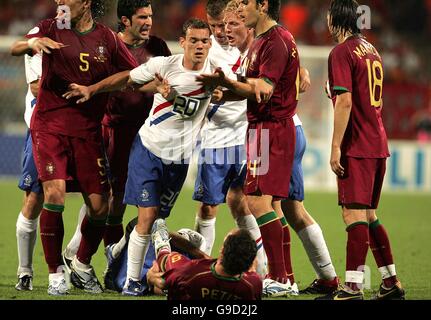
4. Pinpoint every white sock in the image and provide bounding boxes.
[111,235,127,259]
[195,216,216,256]
[236,215,267,277]
[297,224,337,280]
[125,227,151,284]
[64,204,87,259]
[16,212,38,276]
